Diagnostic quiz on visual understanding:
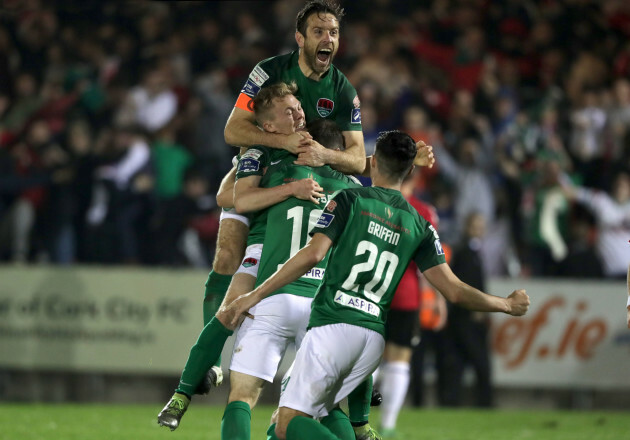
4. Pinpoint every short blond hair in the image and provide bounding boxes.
[253,82,298,125]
